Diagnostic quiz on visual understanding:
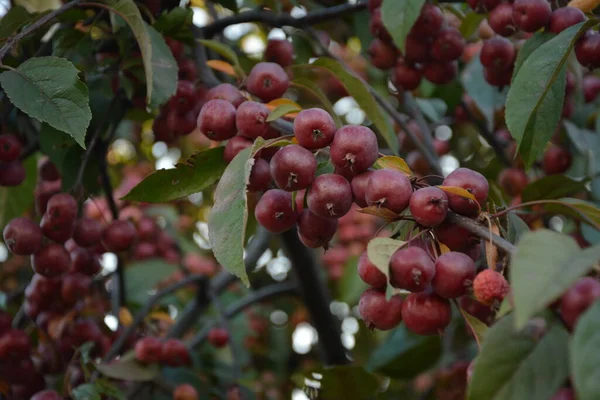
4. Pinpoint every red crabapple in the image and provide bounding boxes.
[473,269,510,306]
[270,145,317,191]
[431,28,466,62]
[161,339,191,367]
[224,136,252,164]
[102,220,137,252]
[293,108,337,150]
[0,161,25,186]
[307,174,353,218]
[197,99,237,141]
[481,37,516,70]
[247,158,272,192]
[205,83,245,108]
[358,250,387,289]
[350,170,374,208]
[575,31,600,70]
[330,125,378,175]
[208,327,230,348]
[512,0,552,33]
[246,62,289,102]
[409,187,449,227]
[392,62,422,91]
[365,169,412,214]
[255,189,298,233]
[401,291,452,335]
[135,337,163,364]
[422,61,458,85]
[389,247,435,292]
[31,244,71,278]
[0,329,31,361]
[297,209,338,249]
[0,134,21,162]
[3,217,43,255]
[265,39,294,67]
[236,101,272,139]
[560,277,600,330]
[442,167,489,216]
[549,7,586,34]
[489,3,518,37]
[358,288,403,330]
[543,145,572,175]
[368,38,398,69]
[432,252,476,298]
[498,168,528,197]
[411,4,444,39]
